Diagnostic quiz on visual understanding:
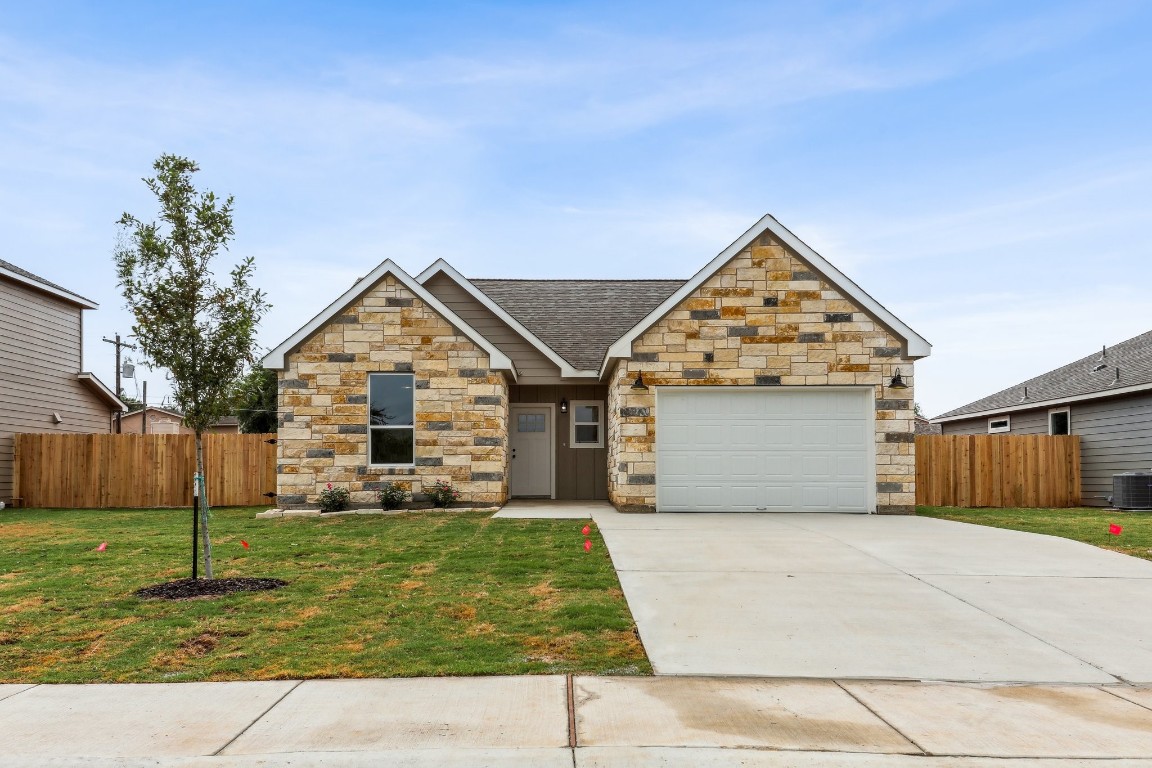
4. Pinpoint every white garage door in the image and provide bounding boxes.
[656,387,873,513]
